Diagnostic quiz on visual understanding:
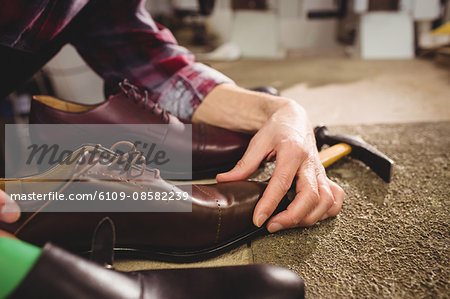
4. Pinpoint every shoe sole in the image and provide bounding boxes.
[112,225,267,263]
[81,197,290,263]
